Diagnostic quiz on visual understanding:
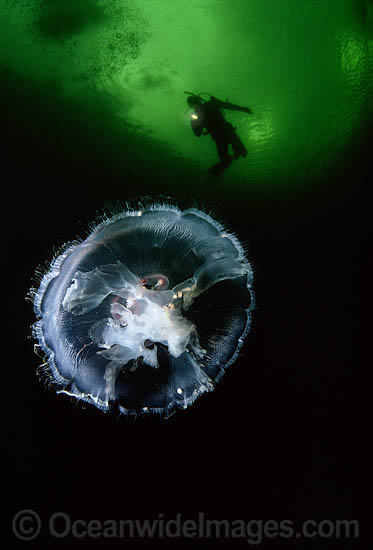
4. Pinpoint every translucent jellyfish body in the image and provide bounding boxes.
[31,204,254,417]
